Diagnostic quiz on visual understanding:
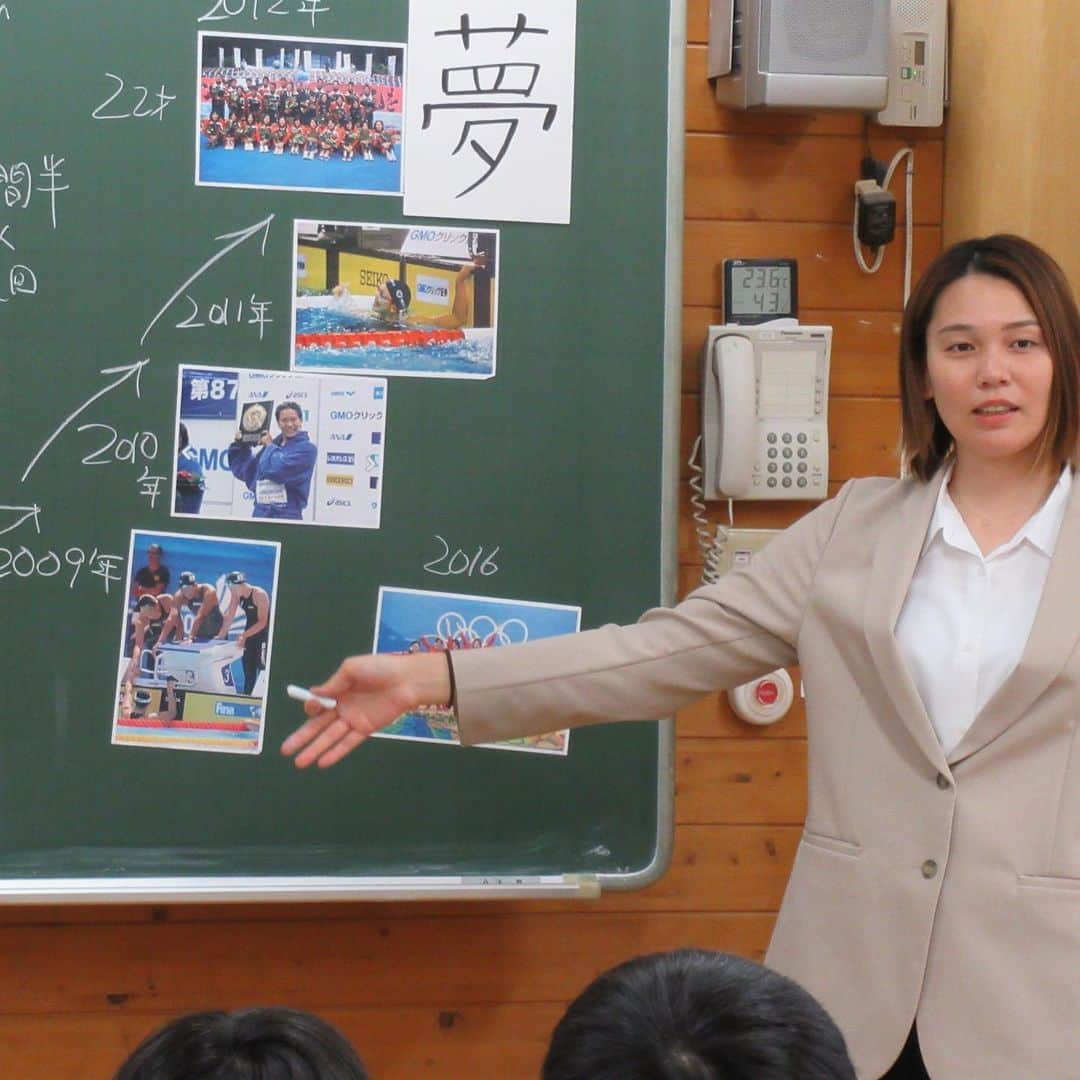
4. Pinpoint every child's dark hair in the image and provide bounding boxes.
[114,1006,369,1080]
[542,949,855,1080]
